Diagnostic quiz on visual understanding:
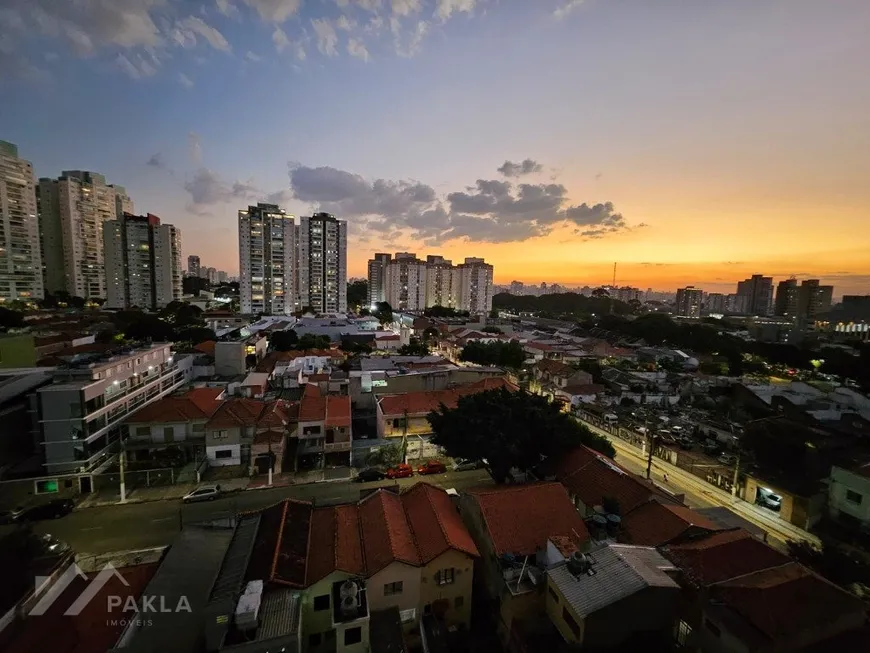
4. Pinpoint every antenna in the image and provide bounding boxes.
[612,262,617,287]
